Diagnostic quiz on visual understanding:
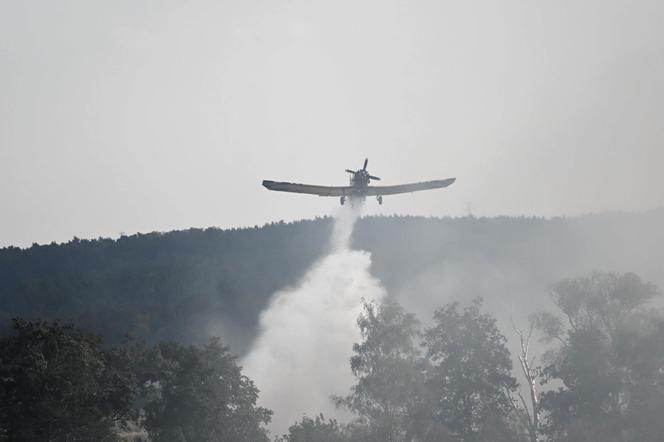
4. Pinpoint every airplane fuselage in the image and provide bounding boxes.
[342,169,378,205]
[349,170,371,195]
